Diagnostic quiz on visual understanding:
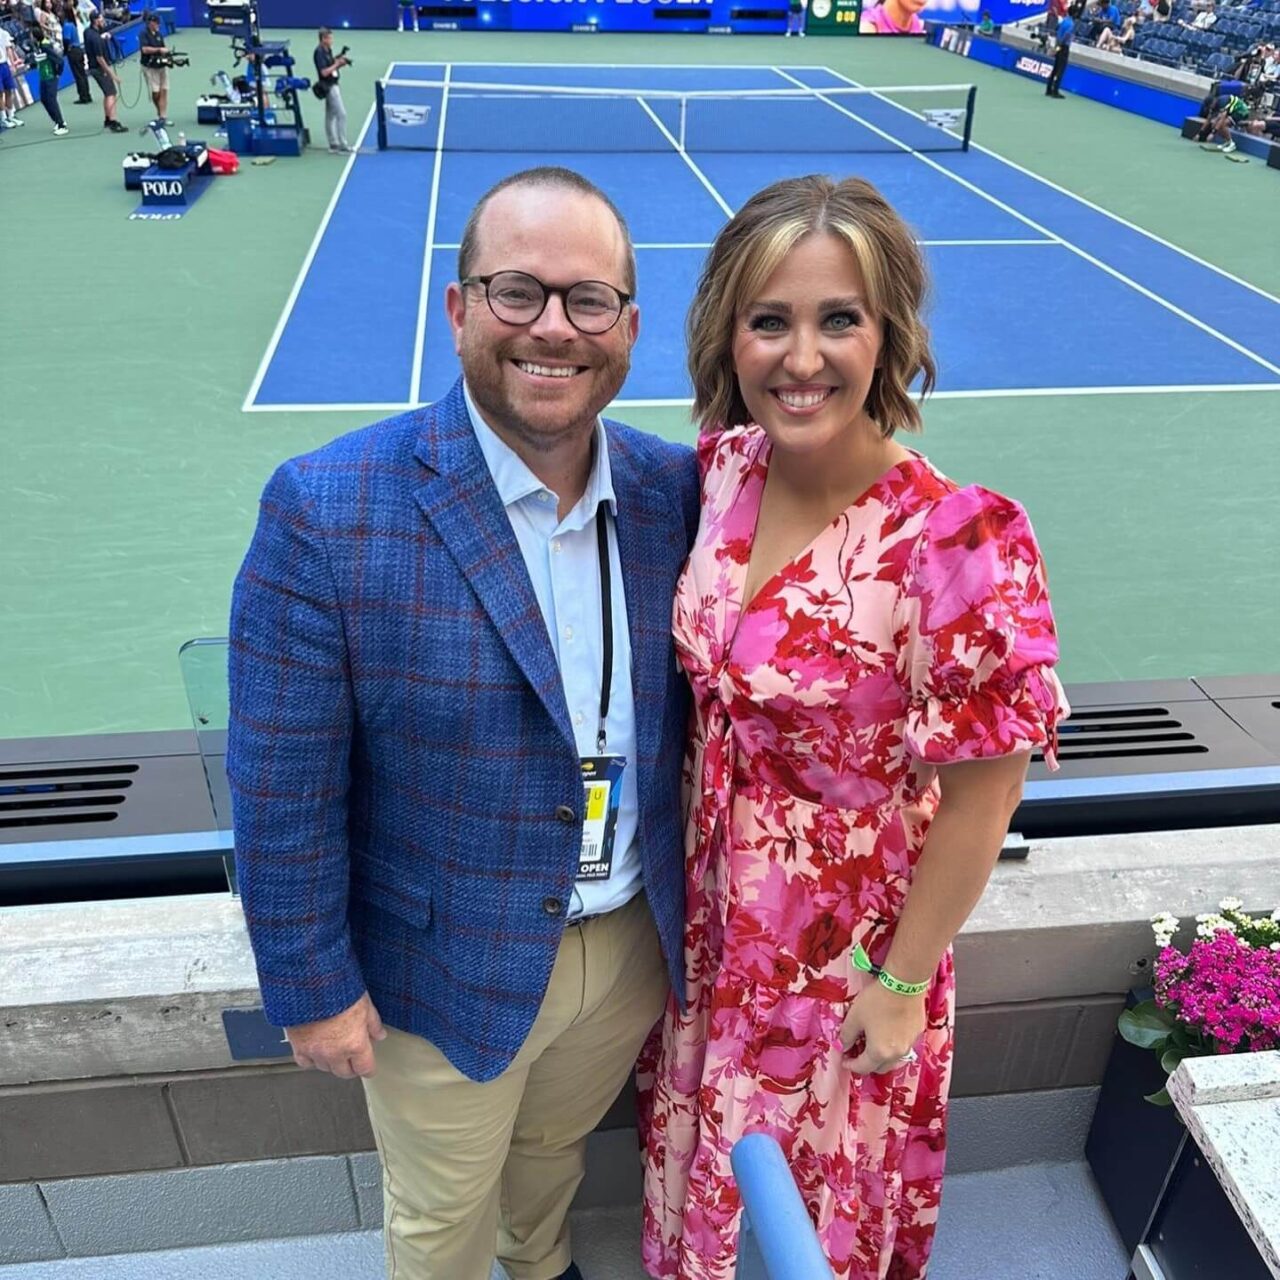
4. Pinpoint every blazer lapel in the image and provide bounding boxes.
[608,426,680,797]
[412,381,574,749]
